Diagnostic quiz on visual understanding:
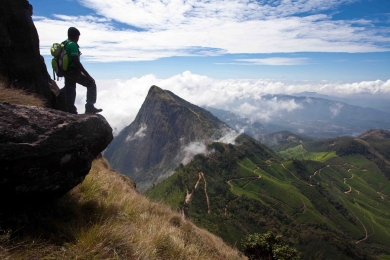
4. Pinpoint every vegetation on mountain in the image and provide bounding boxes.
[241,232,300,260]
[147,133,390,259]
[0,157,245,260]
